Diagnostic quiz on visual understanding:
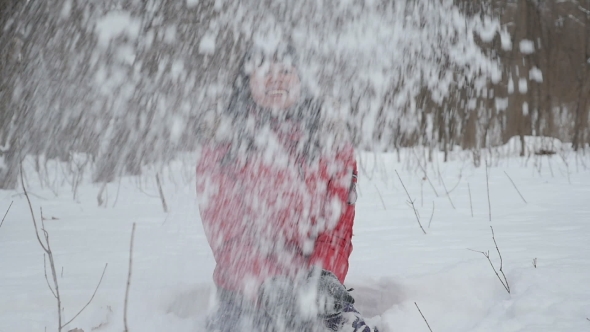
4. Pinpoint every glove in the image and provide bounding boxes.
[258,270,355,325]
[305,268,355,318]
[257,277,300,327]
